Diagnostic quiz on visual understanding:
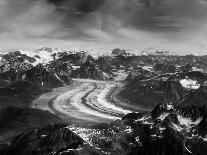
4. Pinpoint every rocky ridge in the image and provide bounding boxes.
[1,103,207,155]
